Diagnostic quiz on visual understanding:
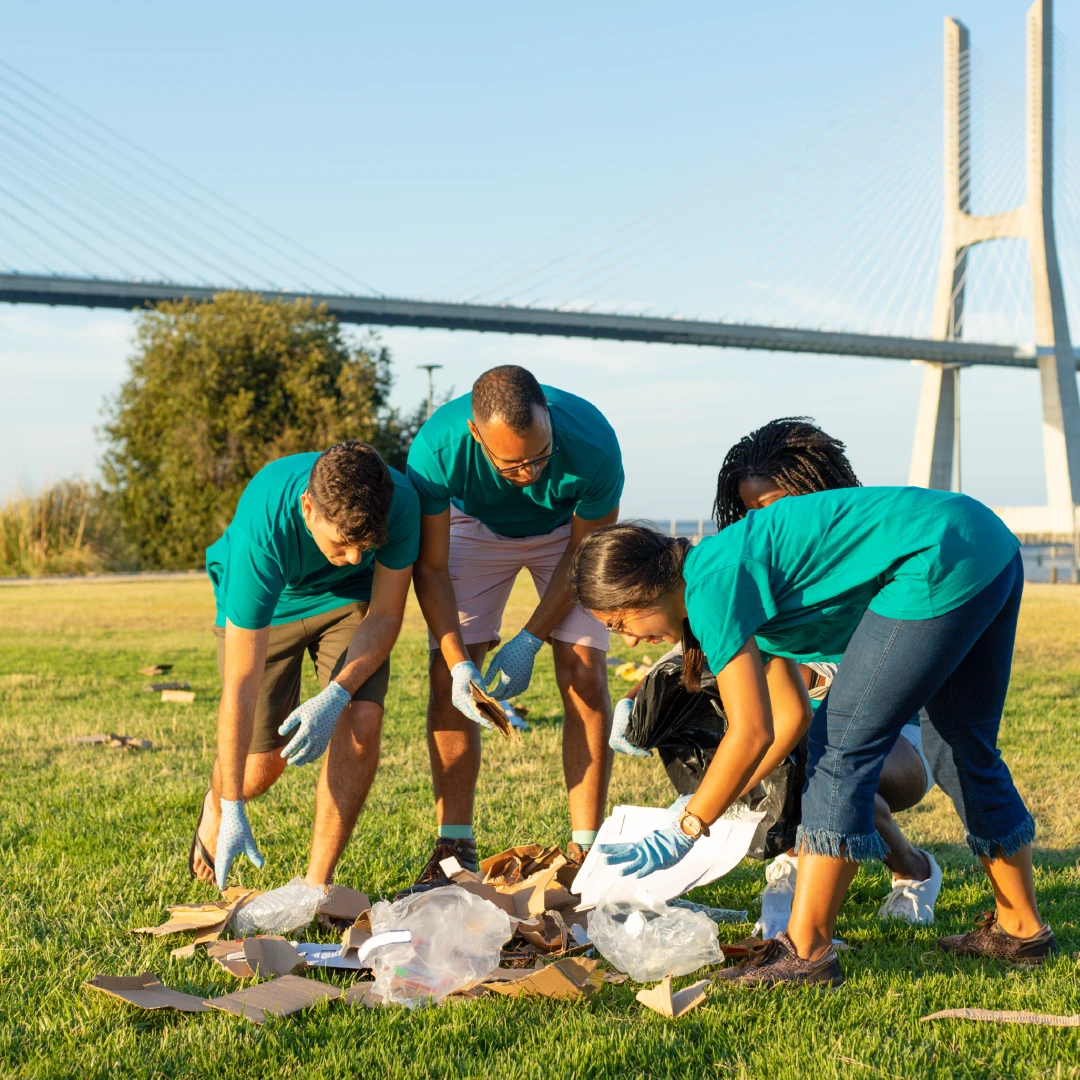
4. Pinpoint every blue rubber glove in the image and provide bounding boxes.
[278,680,352,766]
[215,798,265,890]
[598,824,695,878]
[482,629,544,700]
[610,697,652,757]
[451,660,494,728]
